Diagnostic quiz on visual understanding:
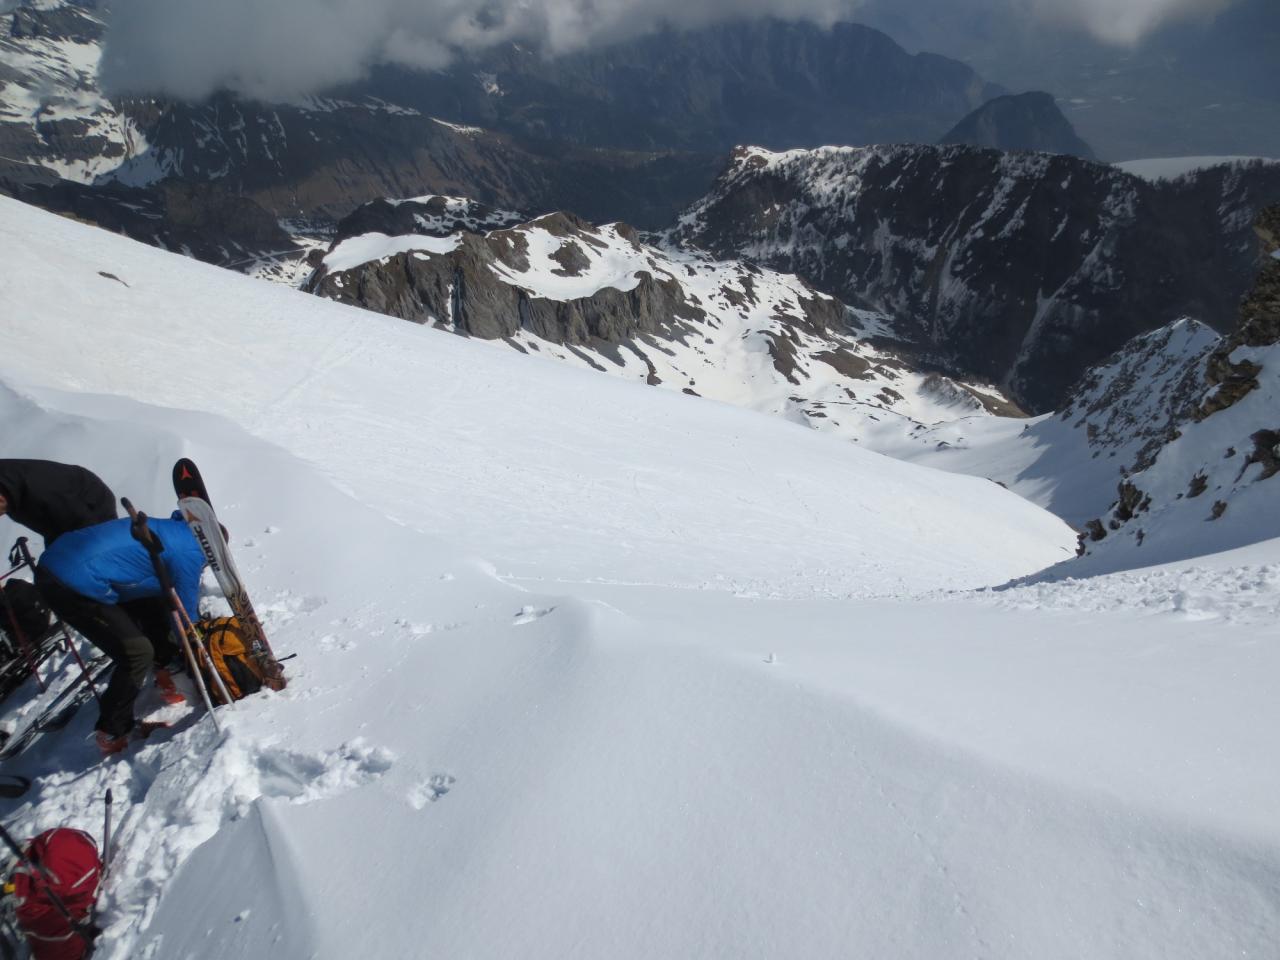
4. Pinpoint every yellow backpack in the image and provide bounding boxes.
[199,617,267,704]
